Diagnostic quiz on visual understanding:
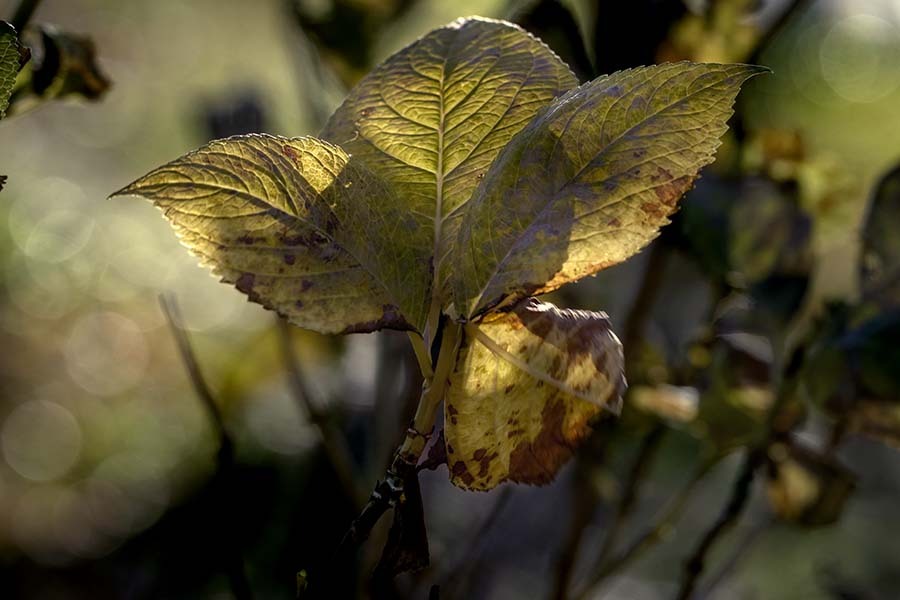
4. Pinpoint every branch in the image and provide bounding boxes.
[551,462,599,600]
[331,323,462,574]
[10,0,41,31]
[592,424,666,573]
[673,345,805,600]
[674,447,762,600]
[276,319,367,509]
[573,457,717,599]
[695,514,773,599]
[159,294,253,600]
